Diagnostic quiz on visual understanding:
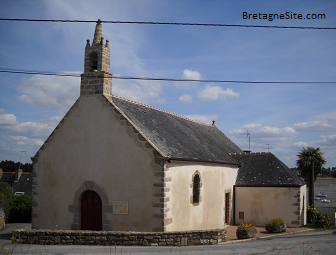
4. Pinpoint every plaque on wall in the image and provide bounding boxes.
[113,201,129,214]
